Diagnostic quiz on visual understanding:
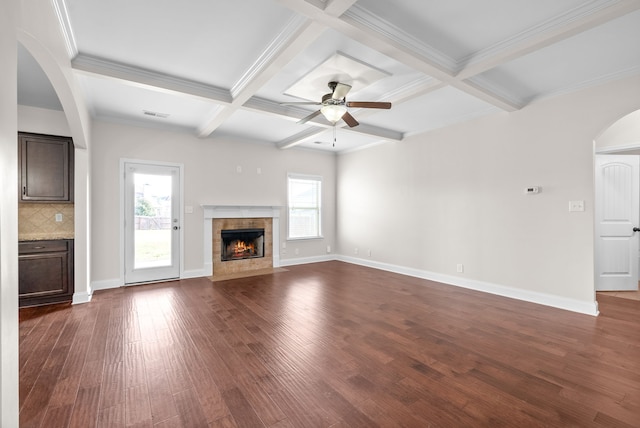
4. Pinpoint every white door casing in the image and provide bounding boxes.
[122,160,182,284]
[595,155,640,291]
